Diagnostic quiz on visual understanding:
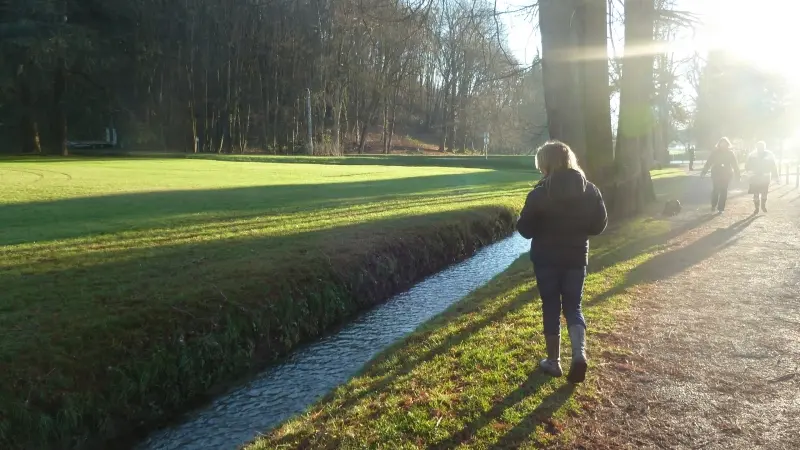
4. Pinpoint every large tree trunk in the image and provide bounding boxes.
[539,0,587,165]
[577,0,614,180]
[612,0,656,216]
